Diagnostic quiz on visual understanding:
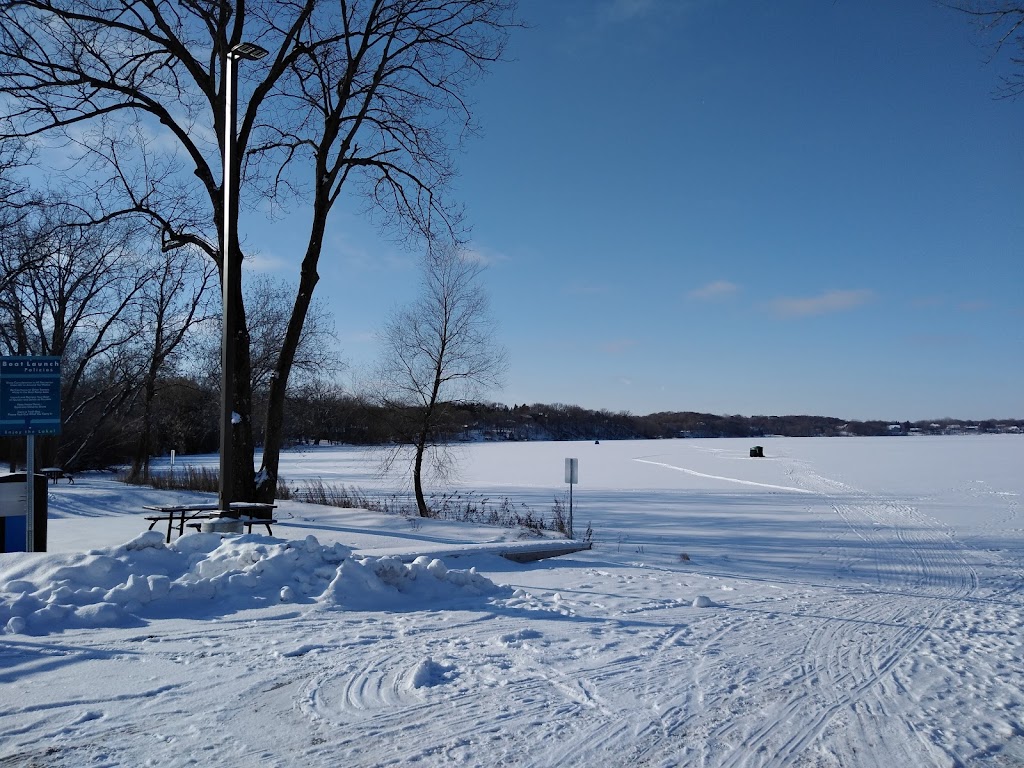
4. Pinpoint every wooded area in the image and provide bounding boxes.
[1,0,1019,479]
[0,0,517,496]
